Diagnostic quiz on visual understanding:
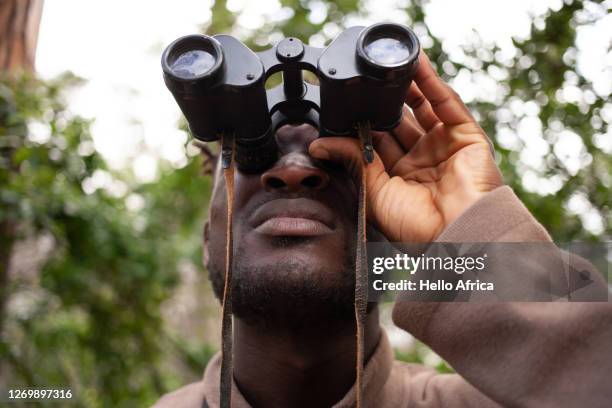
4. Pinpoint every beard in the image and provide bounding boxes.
[207,236,356,333]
